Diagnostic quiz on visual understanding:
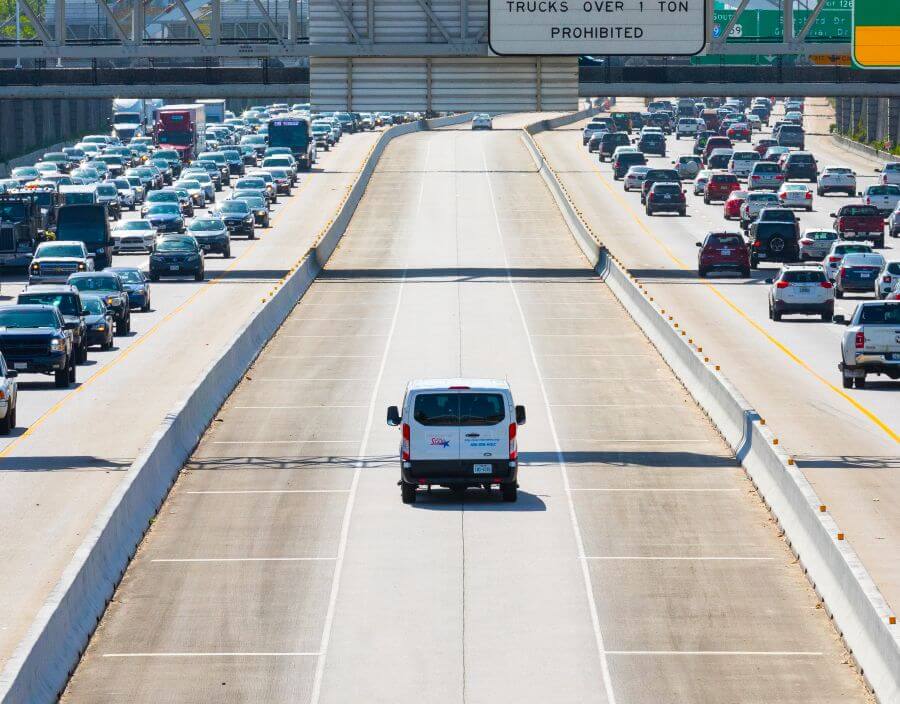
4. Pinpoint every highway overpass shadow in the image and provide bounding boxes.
[0,455,132,472]
[519,451,737,468]
[185,455,397,470]
[794,455,900,470]
[410,488,547,511]
[320,266,595,282]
